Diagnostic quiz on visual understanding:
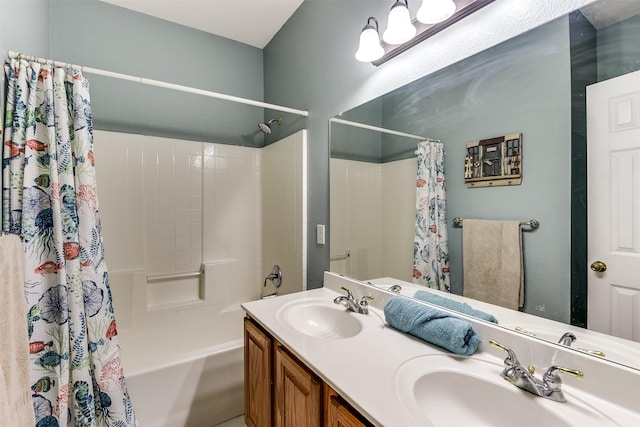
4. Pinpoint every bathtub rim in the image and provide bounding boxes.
[122,337,244,378]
